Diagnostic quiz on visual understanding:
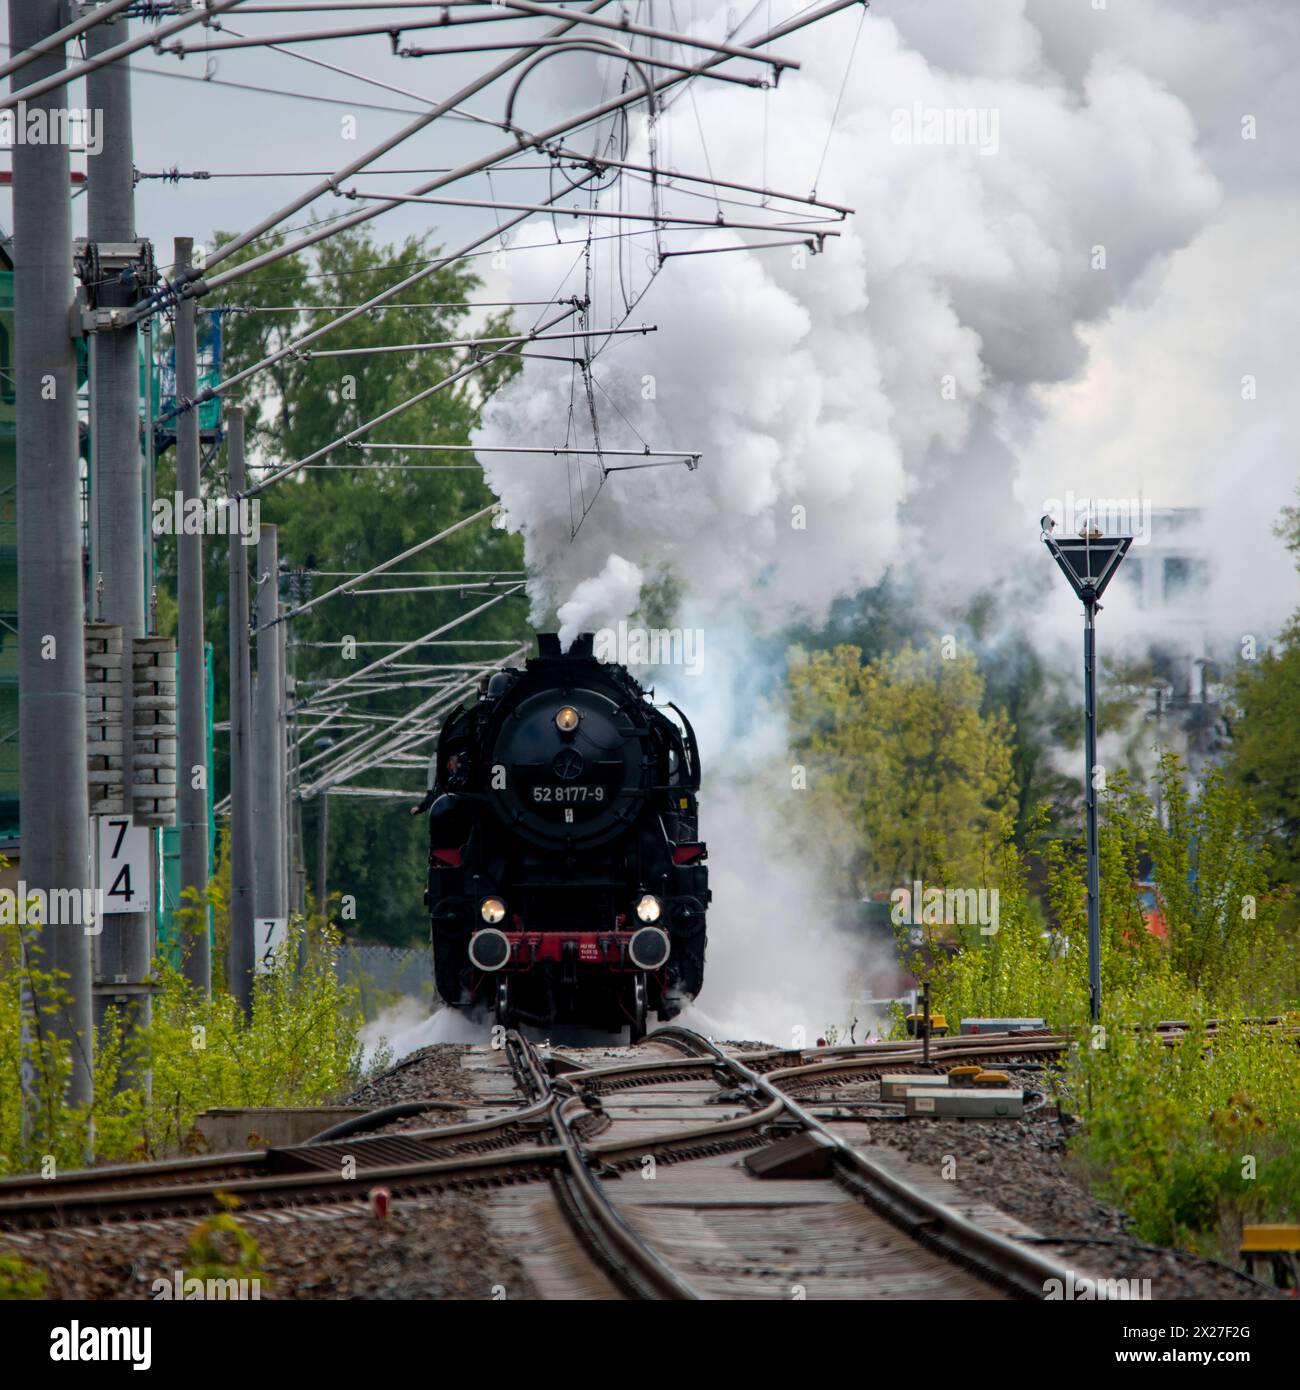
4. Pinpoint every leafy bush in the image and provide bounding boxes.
[185,1195,270,1293]
[0,1252,46,1300]
[0,901,370,1177]
[1068,1017,1300,1256]
[909,754,1299,1260]
[787,640,1017,897]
